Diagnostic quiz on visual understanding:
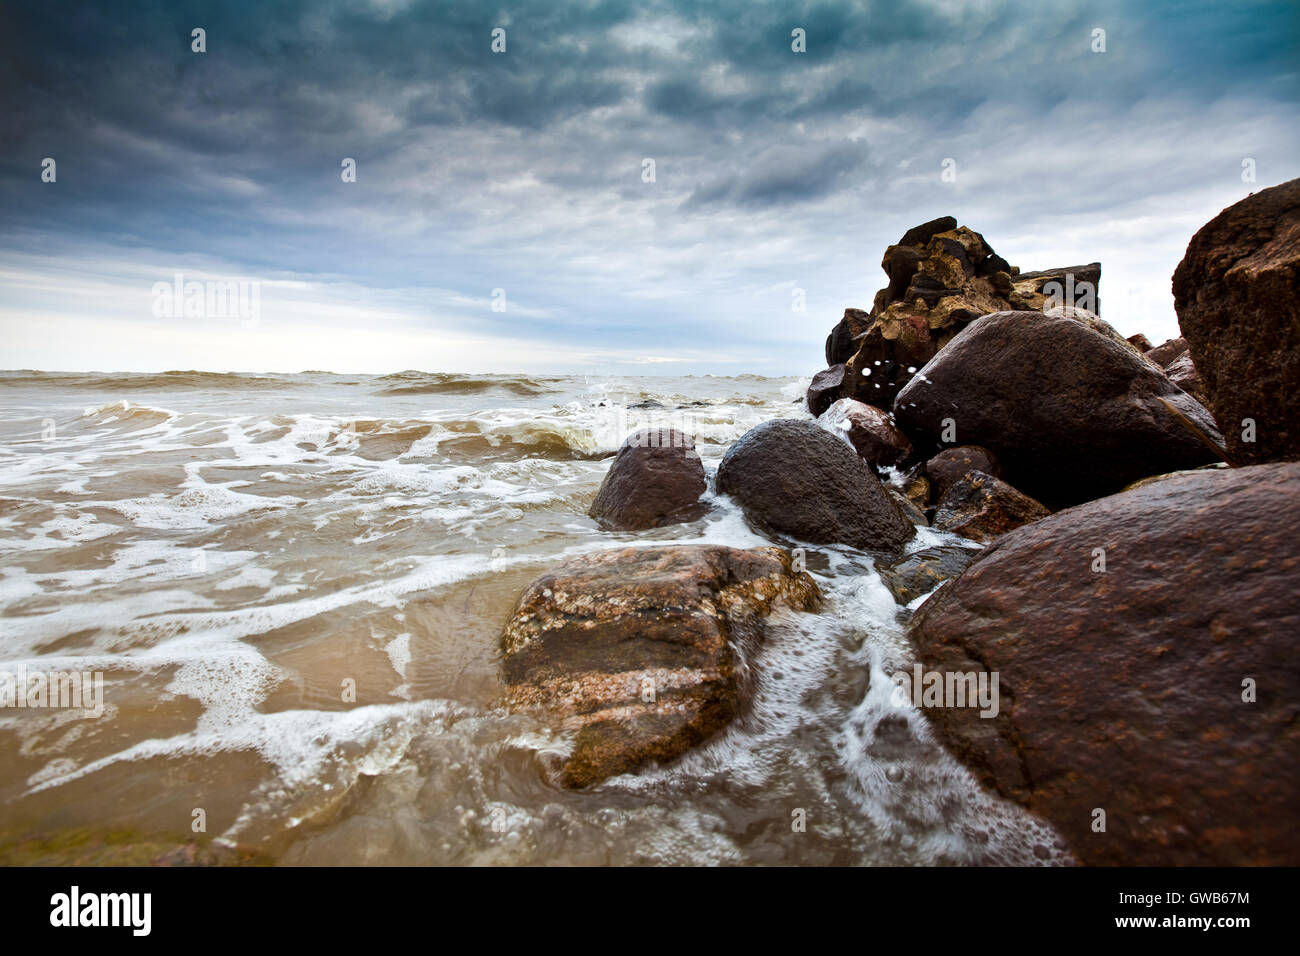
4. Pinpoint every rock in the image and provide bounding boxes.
[901,470,932,512]
[923,445,1002,501]
[1144,336,1189,368]
[806,364,847,417]
[877,544,979,605]
[716,419,915,552]
[1046,305,1138,353]
[932,470,1050,543]
[1164,352,1207,404]
[888,488,928,527]
[588,429,706,531]
[898,215,958,248]
[908,463,1300,865]
[1172,177,1300,465]
[893,310,1224,507]
[501,545,820,788]
[829,216,1105,409]
[1126,333,1153,351]
[1120,461,1230,492]
[825,309,873,366]
[1011,263,1103,314]
[1138,335,1206,403]
[816,398,913,469]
